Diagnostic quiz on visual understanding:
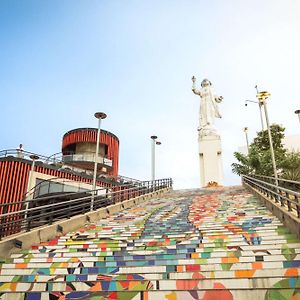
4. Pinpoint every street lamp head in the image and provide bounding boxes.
[94,112,107,119]
[295,110,300,115]
[29,154,39,160]
[150,135,158,140]
[244,127,248,133]
[256,91,271,103]
[156,141,162,145]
